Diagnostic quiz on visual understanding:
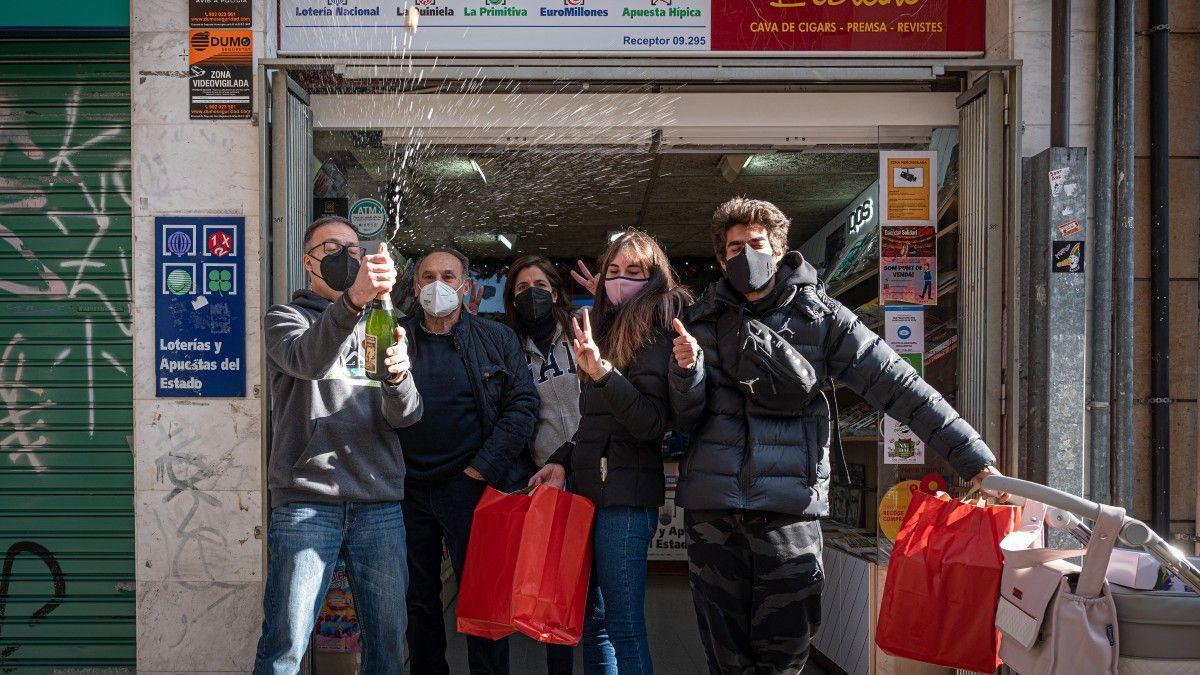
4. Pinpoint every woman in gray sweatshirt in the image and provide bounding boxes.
[502,255,581,674]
